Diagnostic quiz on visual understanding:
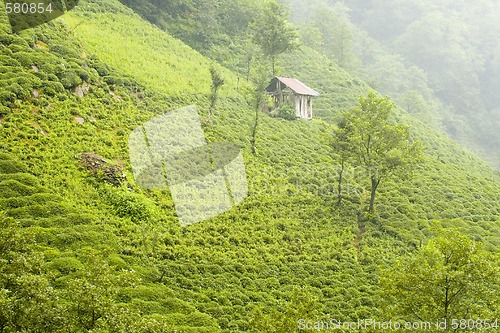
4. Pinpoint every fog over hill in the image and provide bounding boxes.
[285,0,500,169]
